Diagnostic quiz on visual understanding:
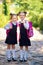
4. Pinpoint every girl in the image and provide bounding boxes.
[18,12,31,62]
[5,14,18,62]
